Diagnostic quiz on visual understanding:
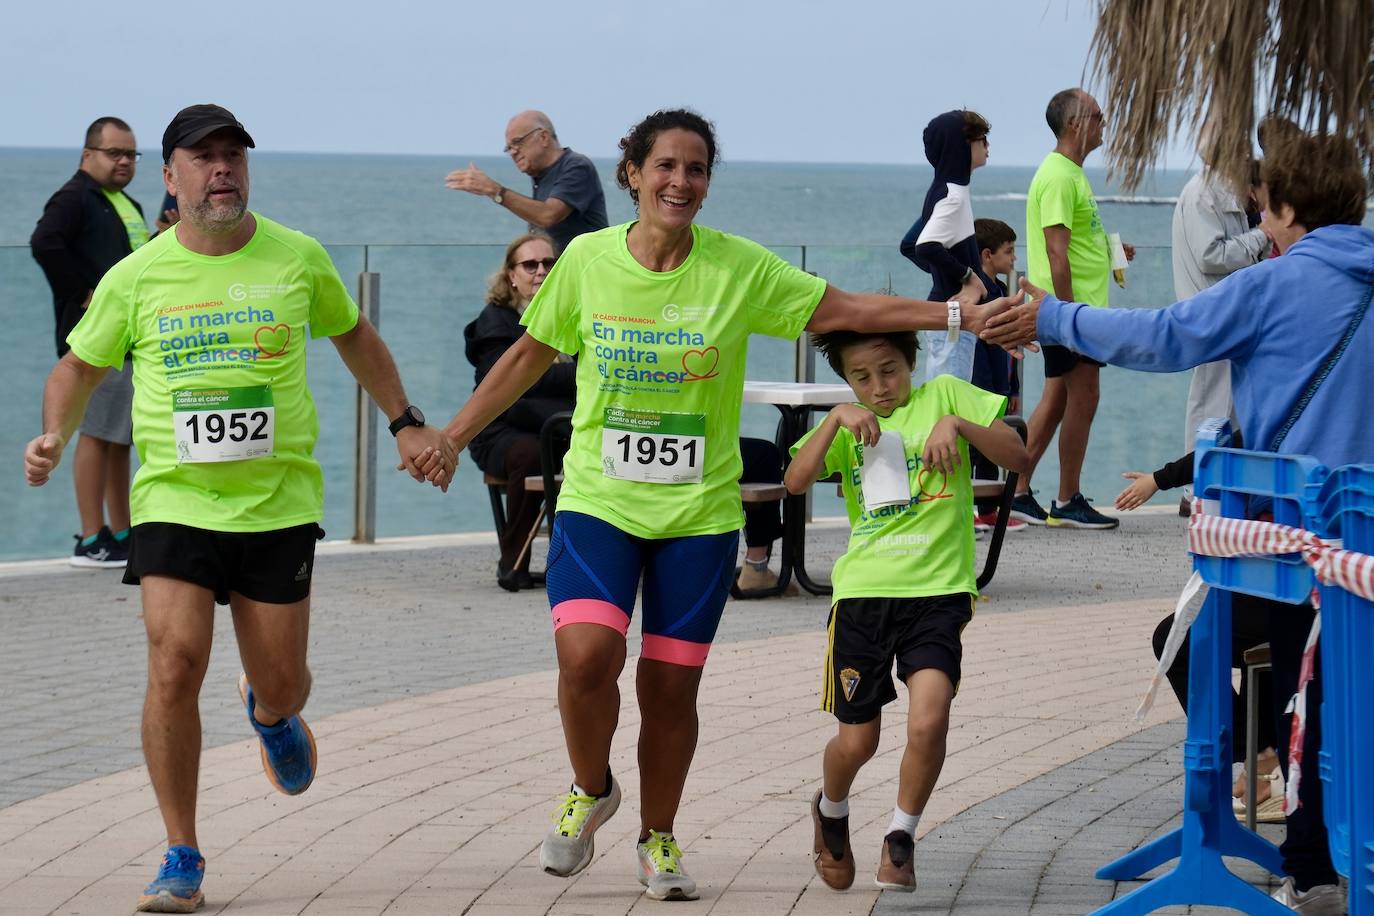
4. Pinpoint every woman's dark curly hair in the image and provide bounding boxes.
[615,109,720,206]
